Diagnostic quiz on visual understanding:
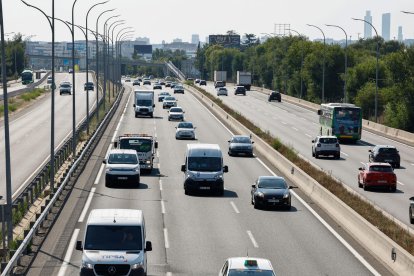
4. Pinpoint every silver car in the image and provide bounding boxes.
[163,96,177,109]
[168,106,184,121]
[175,121,196,140]
[311,135,340,159]
[216,87,228,96]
